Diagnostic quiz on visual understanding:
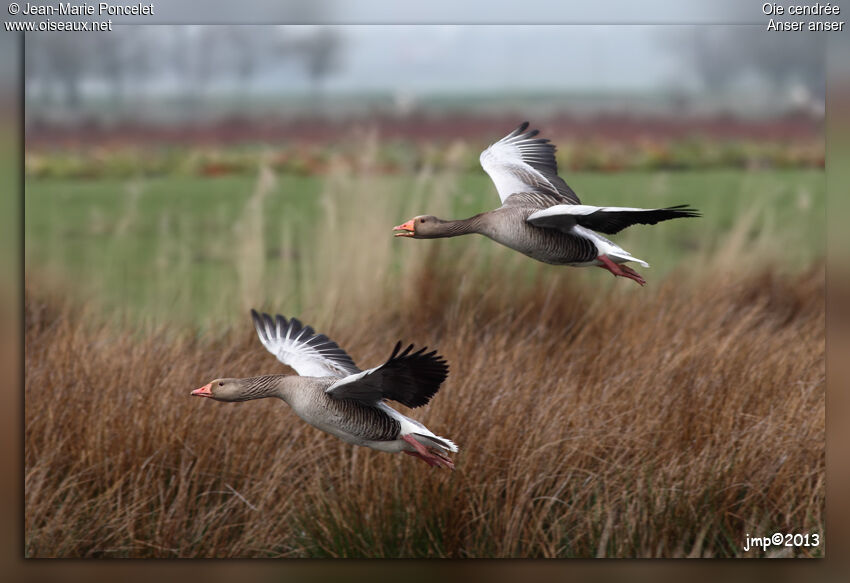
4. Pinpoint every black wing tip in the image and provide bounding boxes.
[387,341,449,372]
[505,121,534,141]
[250,310,265,341]
[389,341,403,361]
[250,309,294,338]
[250,308,269,329]
[377,342,450,408]
[250,309,262,326]
[389,341,445,359]
[250,309,272,324]
[511,121,539,140]
[665,205,701,218]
